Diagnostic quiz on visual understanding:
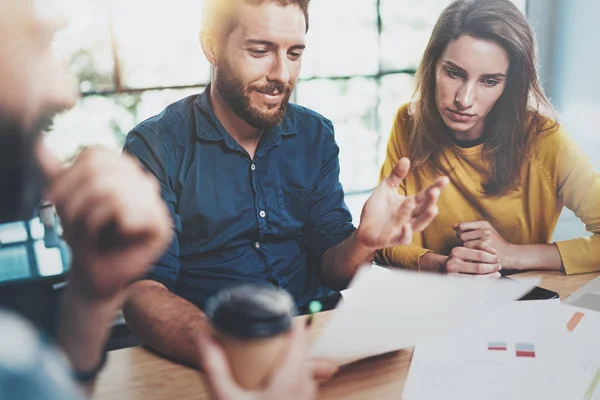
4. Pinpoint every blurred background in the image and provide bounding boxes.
[2,0,599,285]
[44,0,524,213]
